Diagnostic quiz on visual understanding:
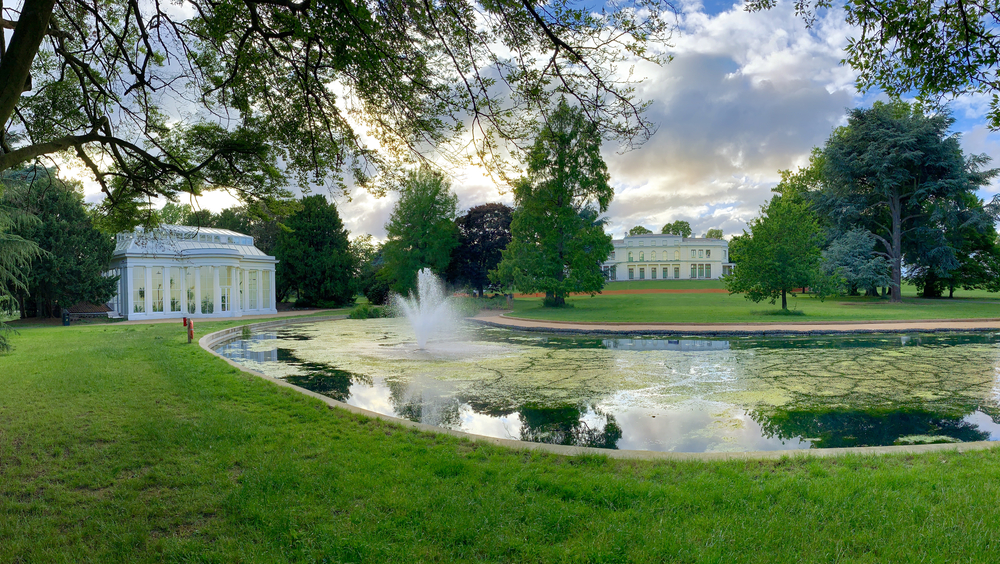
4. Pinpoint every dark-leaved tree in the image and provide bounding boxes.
[819,102,996,302]
[274,195,355,307]
[450,203,513,297]
[2,169,117,317]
